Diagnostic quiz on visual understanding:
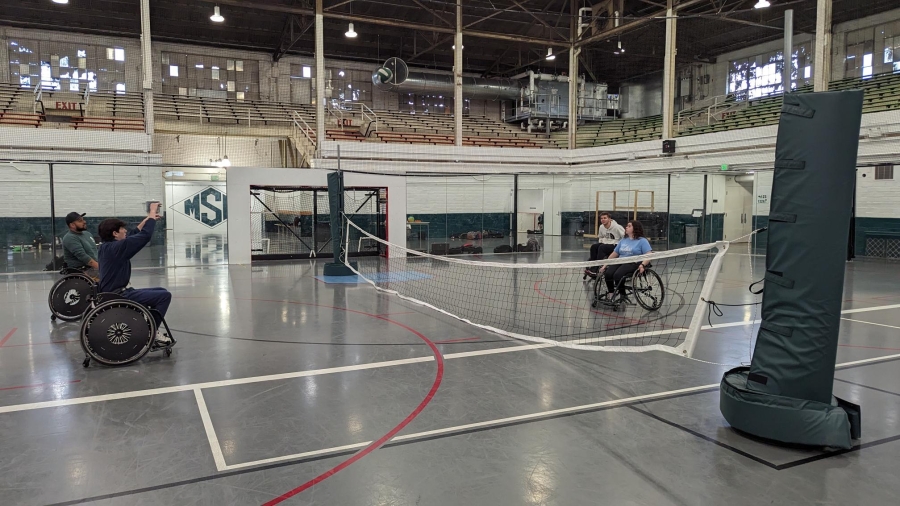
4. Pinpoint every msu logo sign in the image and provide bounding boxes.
[172,187,228,228]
